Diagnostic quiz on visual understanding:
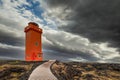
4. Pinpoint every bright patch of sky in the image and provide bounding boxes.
[17,0,57,30]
